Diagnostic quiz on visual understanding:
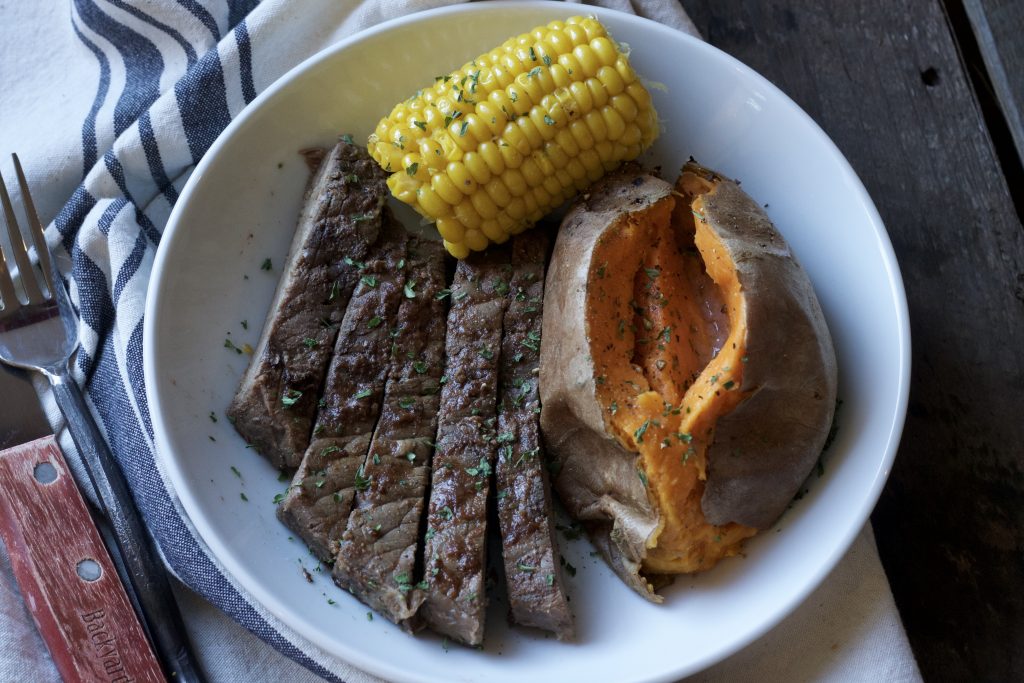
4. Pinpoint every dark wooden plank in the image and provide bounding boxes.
[963,0,1024,161]
[679,1,1024,680]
